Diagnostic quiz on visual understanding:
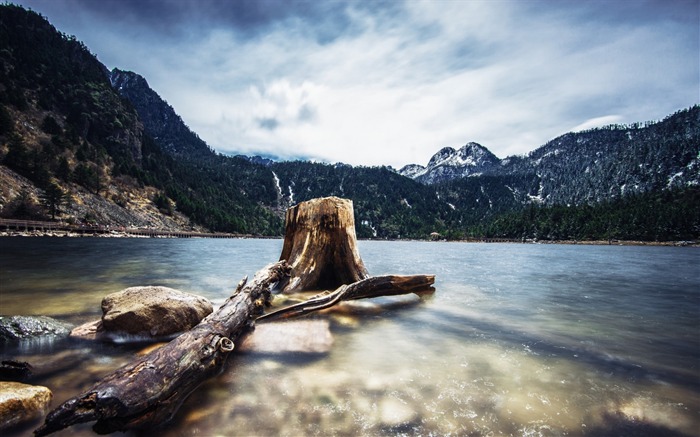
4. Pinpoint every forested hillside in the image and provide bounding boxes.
[270,162,453,238]
[495,107,700,205]
[0,4,280,235]
[476,187,700,242]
